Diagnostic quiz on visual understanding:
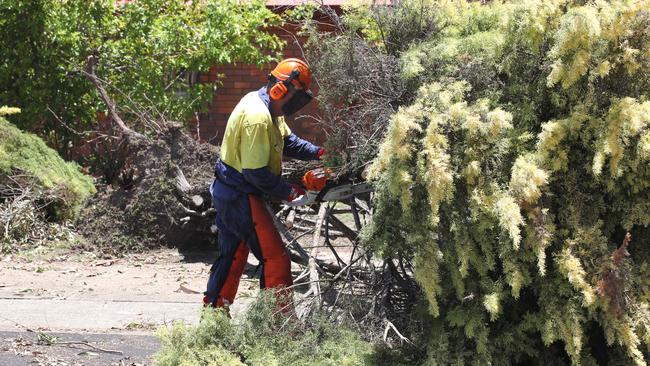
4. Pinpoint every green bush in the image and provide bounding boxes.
[155,294,374,366]
[0,112,95,219]
[359,0,650,365]
[307,0,650,364]
[0,0,283,158]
